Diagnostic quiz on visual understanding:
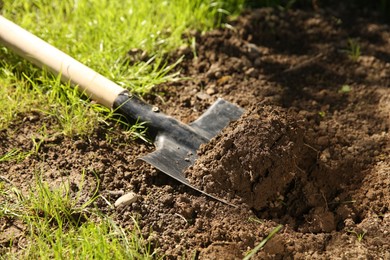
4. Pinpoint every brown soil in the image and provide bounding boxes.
[1,4,390,260]
[186,105,309,212]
